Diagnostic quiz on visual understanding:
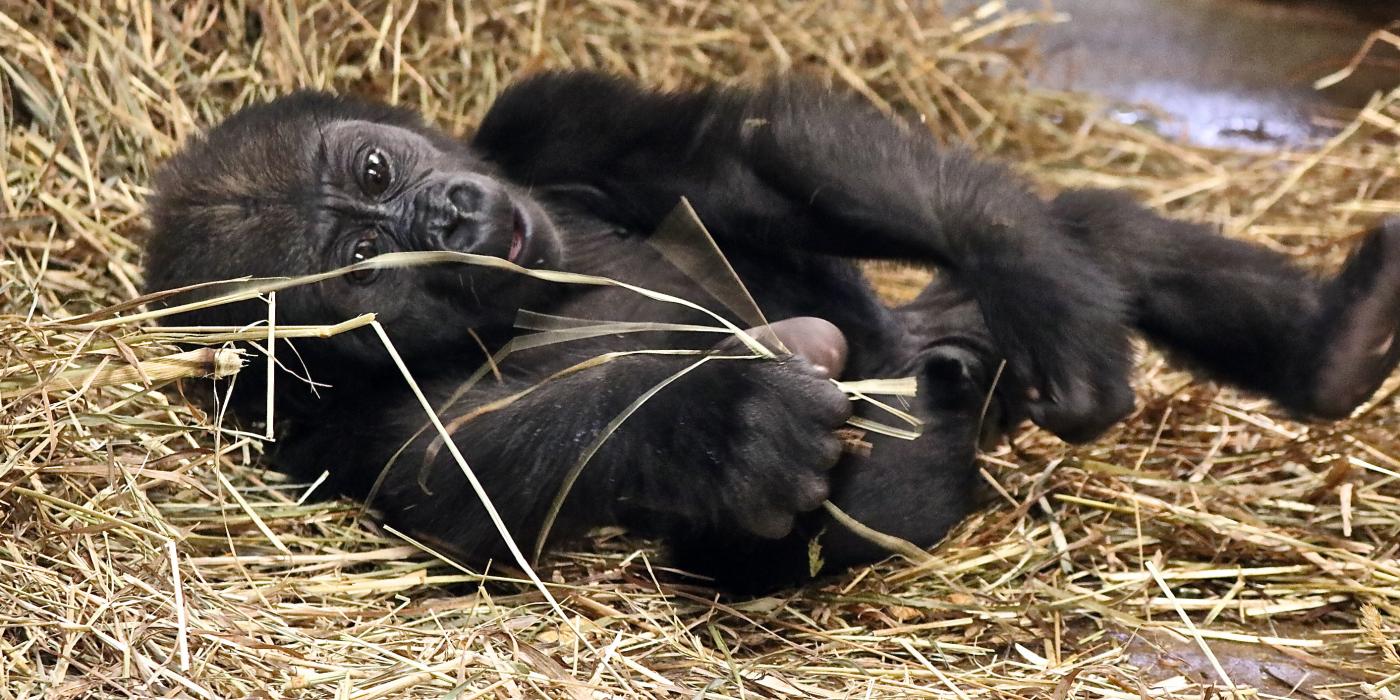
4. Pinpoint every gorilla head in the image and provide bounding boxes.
[145,91,563,368]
